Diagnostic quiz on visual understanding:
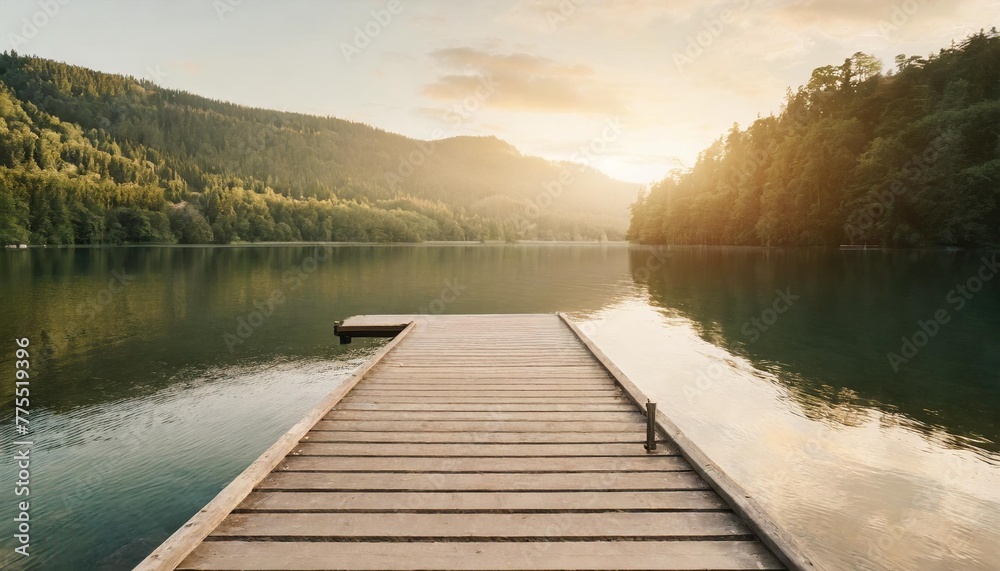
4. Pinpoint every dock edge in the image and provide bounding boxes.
[132,322,416,571]
[558,312,821,571]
